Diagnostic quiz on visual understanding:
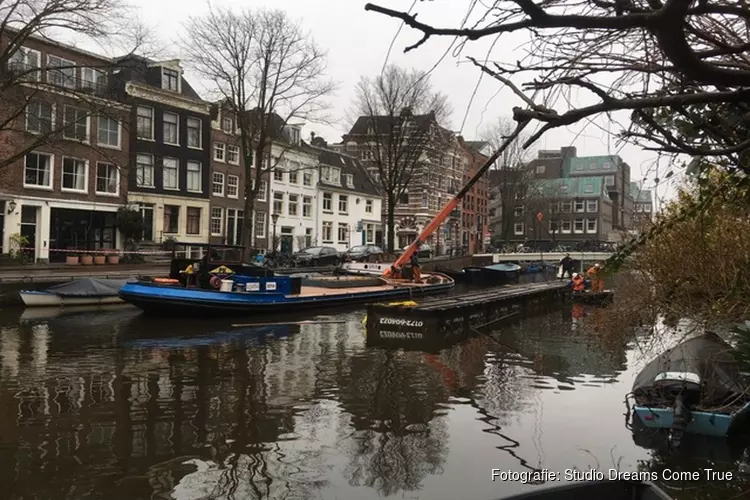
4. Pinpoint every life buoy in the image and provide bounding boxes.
[210,276,222,289]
